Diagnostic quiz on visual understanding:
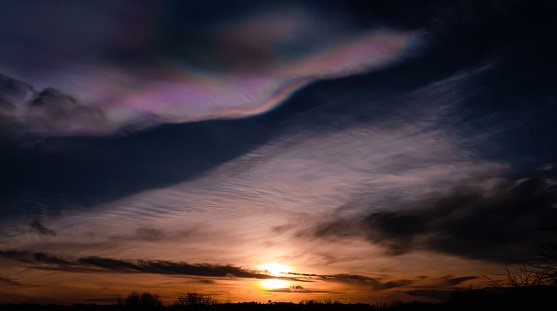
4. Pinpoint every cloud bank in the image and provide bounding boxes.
[314,178,557,263]
[0,250,273,279]
[0,249,439,293]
